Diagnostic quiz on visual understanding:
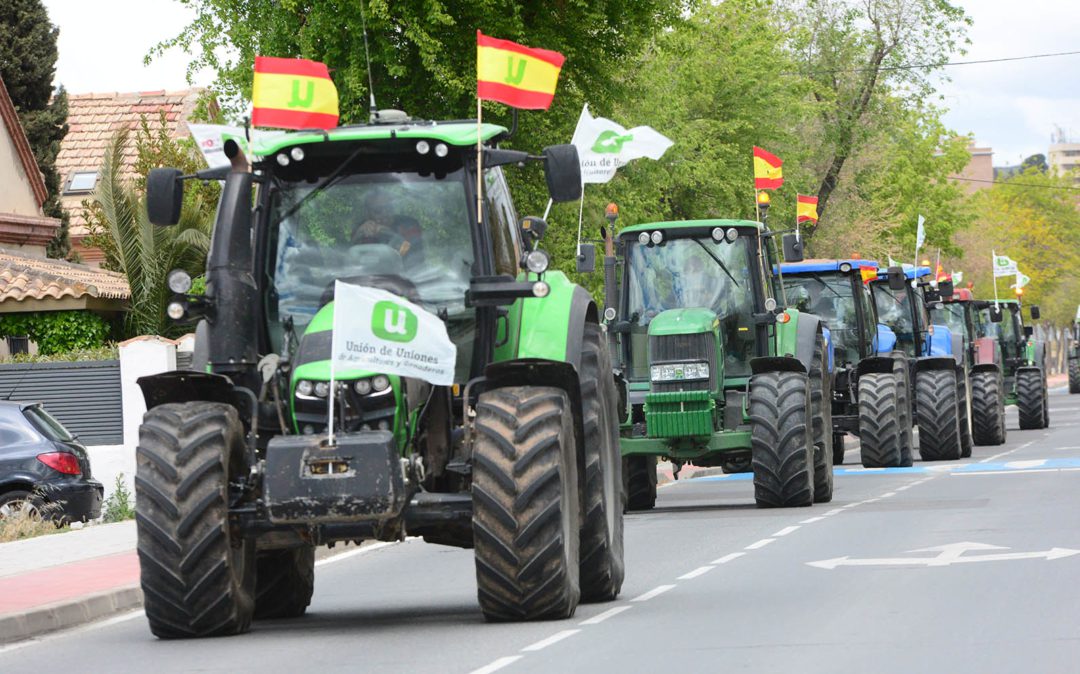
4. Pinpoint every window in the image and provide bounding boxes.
[6,336,28,355]
[64,171,98,194]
